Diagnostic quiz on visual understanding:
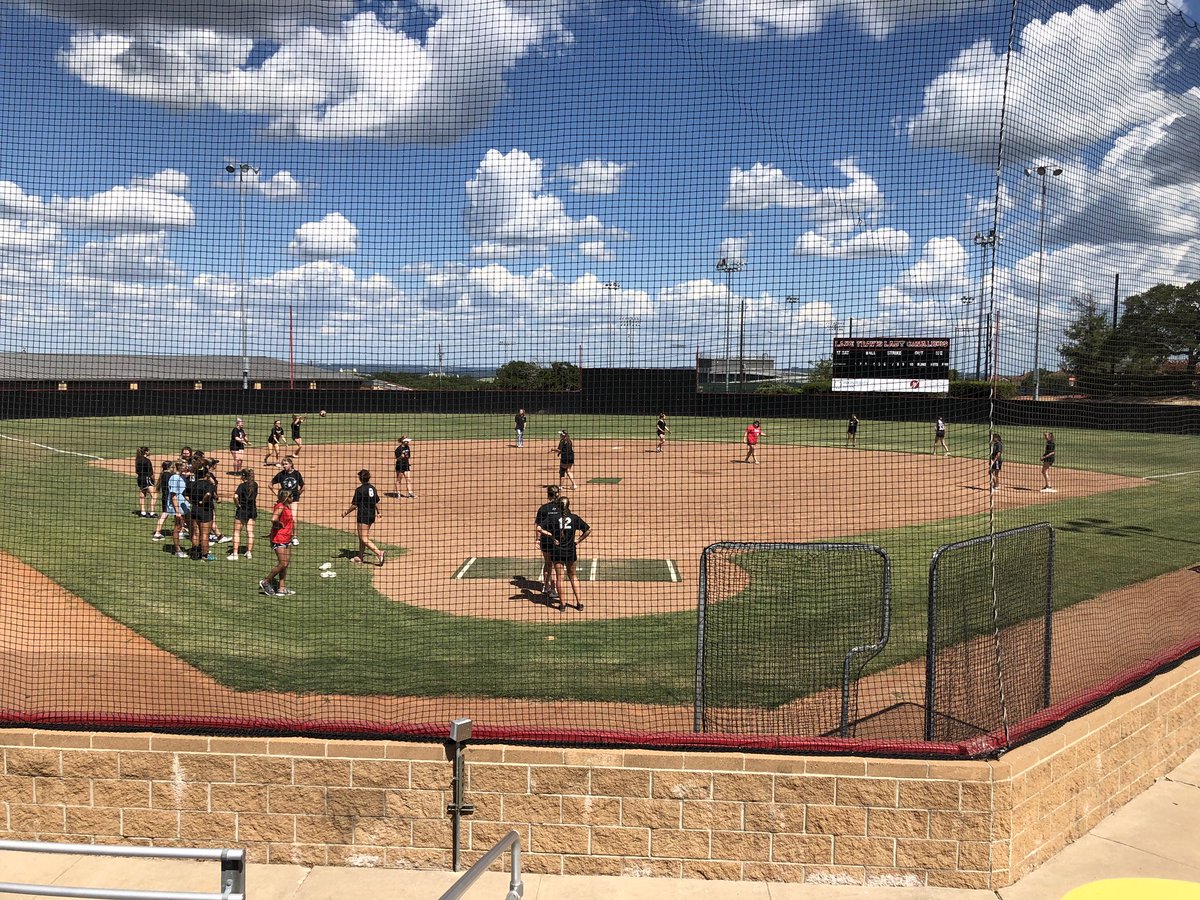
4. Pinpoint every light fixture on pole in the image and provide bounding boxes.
[224,161,260,391]
[716,257,744,391]
[1024,165,1062,400]
[972,229,997,380]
